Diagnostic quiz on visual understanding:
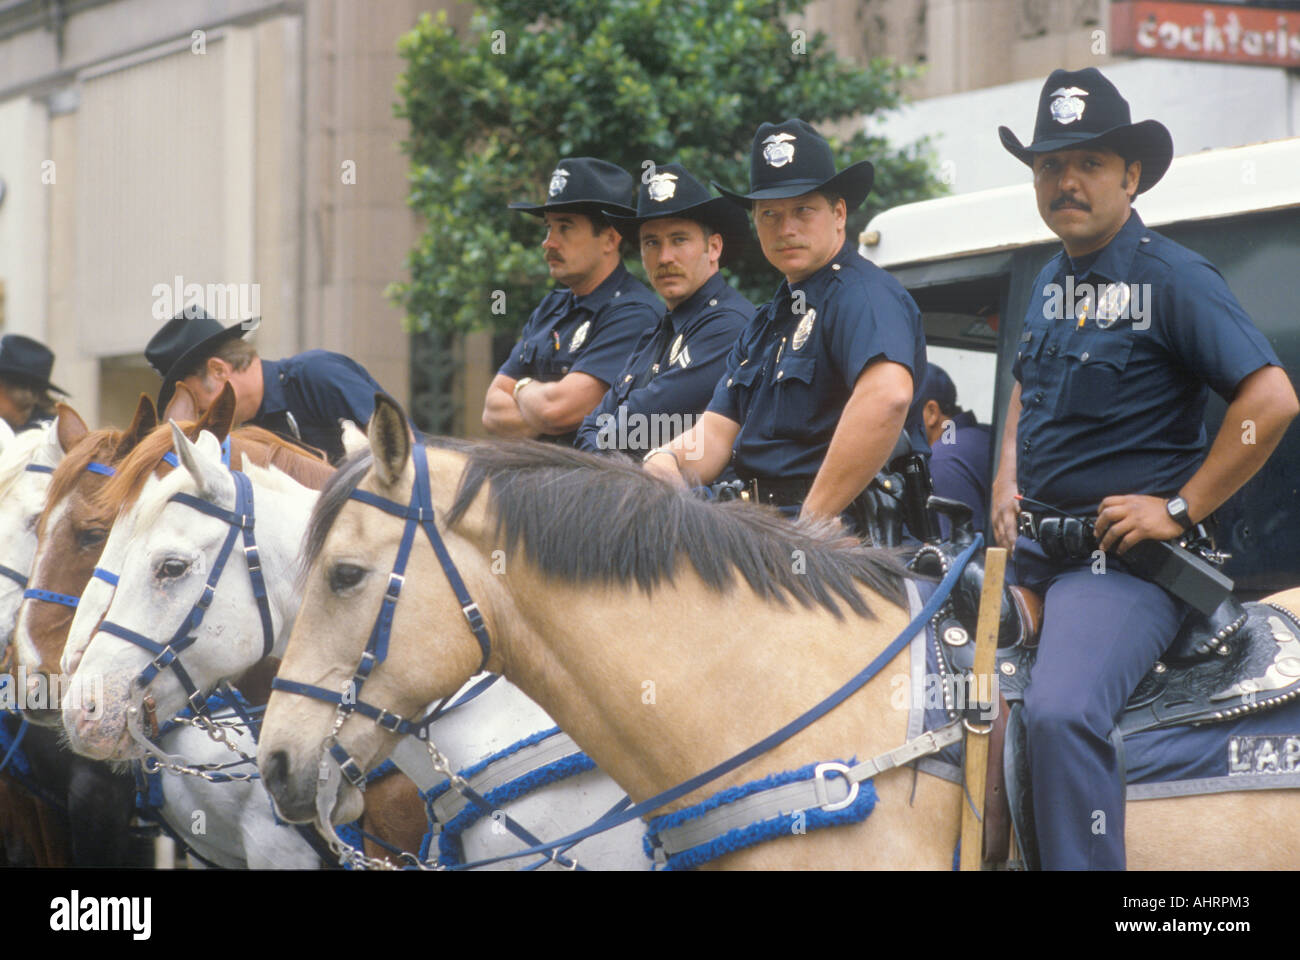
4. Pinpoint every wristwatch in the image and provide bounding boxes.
[512,377,534,401]
[1165,496,1194,532]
